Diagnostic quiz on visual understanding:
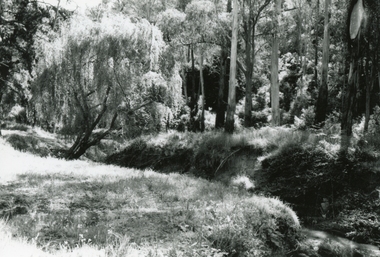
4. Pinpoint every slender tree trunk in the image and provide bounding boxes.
[215,0,232,129]
[314,0,319,82]
[244,19,253,128]
[314,0,330,126]
[215,47,227,129]
[225,0,239,133]
[271,0,281,126]
[181,69,188,104]
[190,45,198,131]
[199,51,205,132]
[341,58,358,153]
[364,59,374,132]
